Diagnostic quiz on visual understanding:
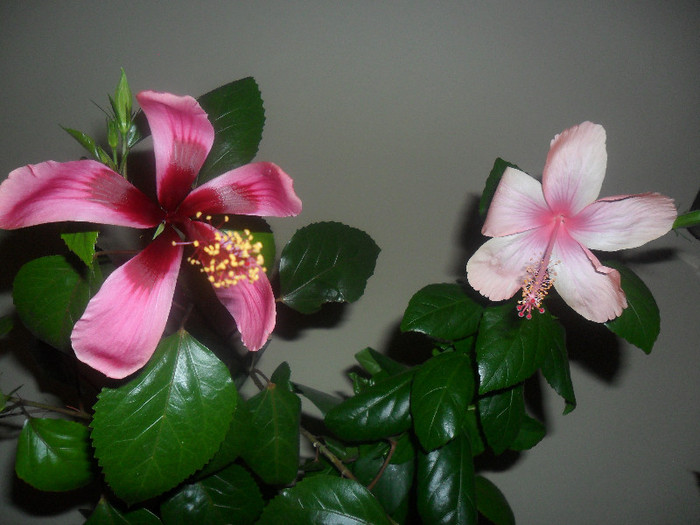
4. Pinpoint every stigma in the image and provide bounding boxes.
[516,260,554,319]
[187,228,265,288]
